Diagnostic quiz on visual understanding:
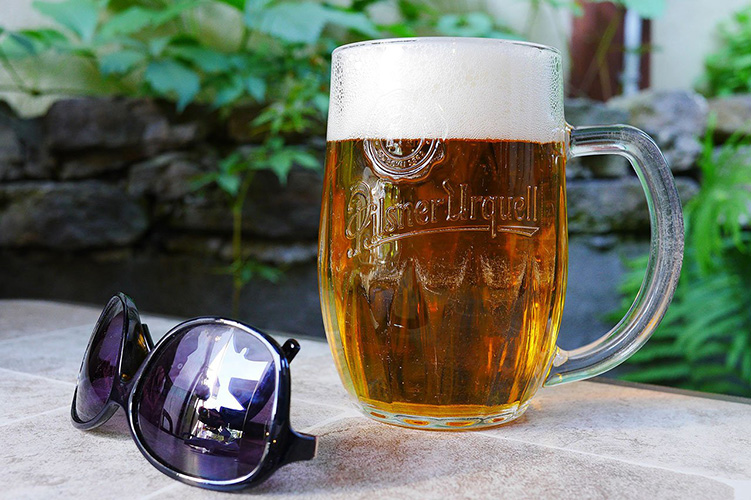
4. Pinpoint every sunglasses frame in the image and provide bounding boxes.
[71,293,154,430]
[71,293,316,491]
